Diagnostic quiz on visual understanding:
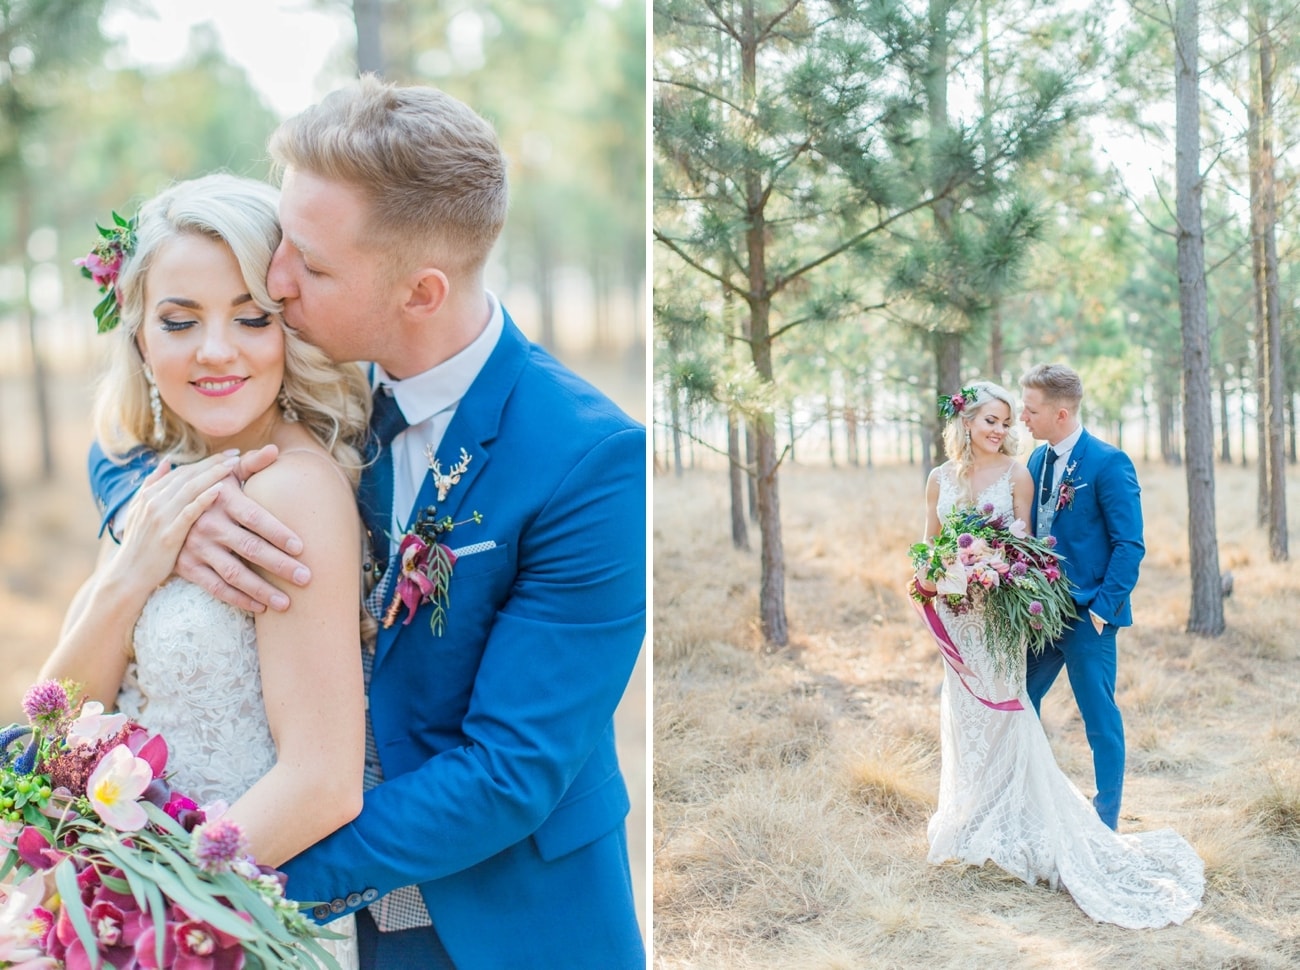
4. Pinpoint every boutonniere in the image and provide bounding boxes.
[1056,460,1089,512]
[382,446,484,635]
